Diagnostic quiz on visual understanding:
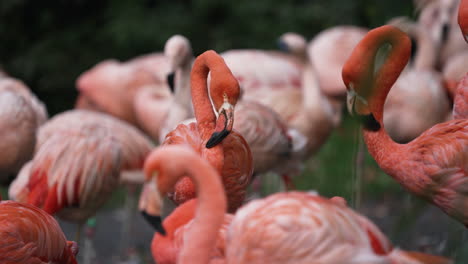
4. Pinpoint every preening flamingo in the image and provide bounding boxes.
[0,199,78,264]
[0,77,47,184]
[158,35,293,186]
[343,25,468,227]
[383,17,450,143]
[140,146,451,264]
[161,50,252,213]
[139,145,230,264]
